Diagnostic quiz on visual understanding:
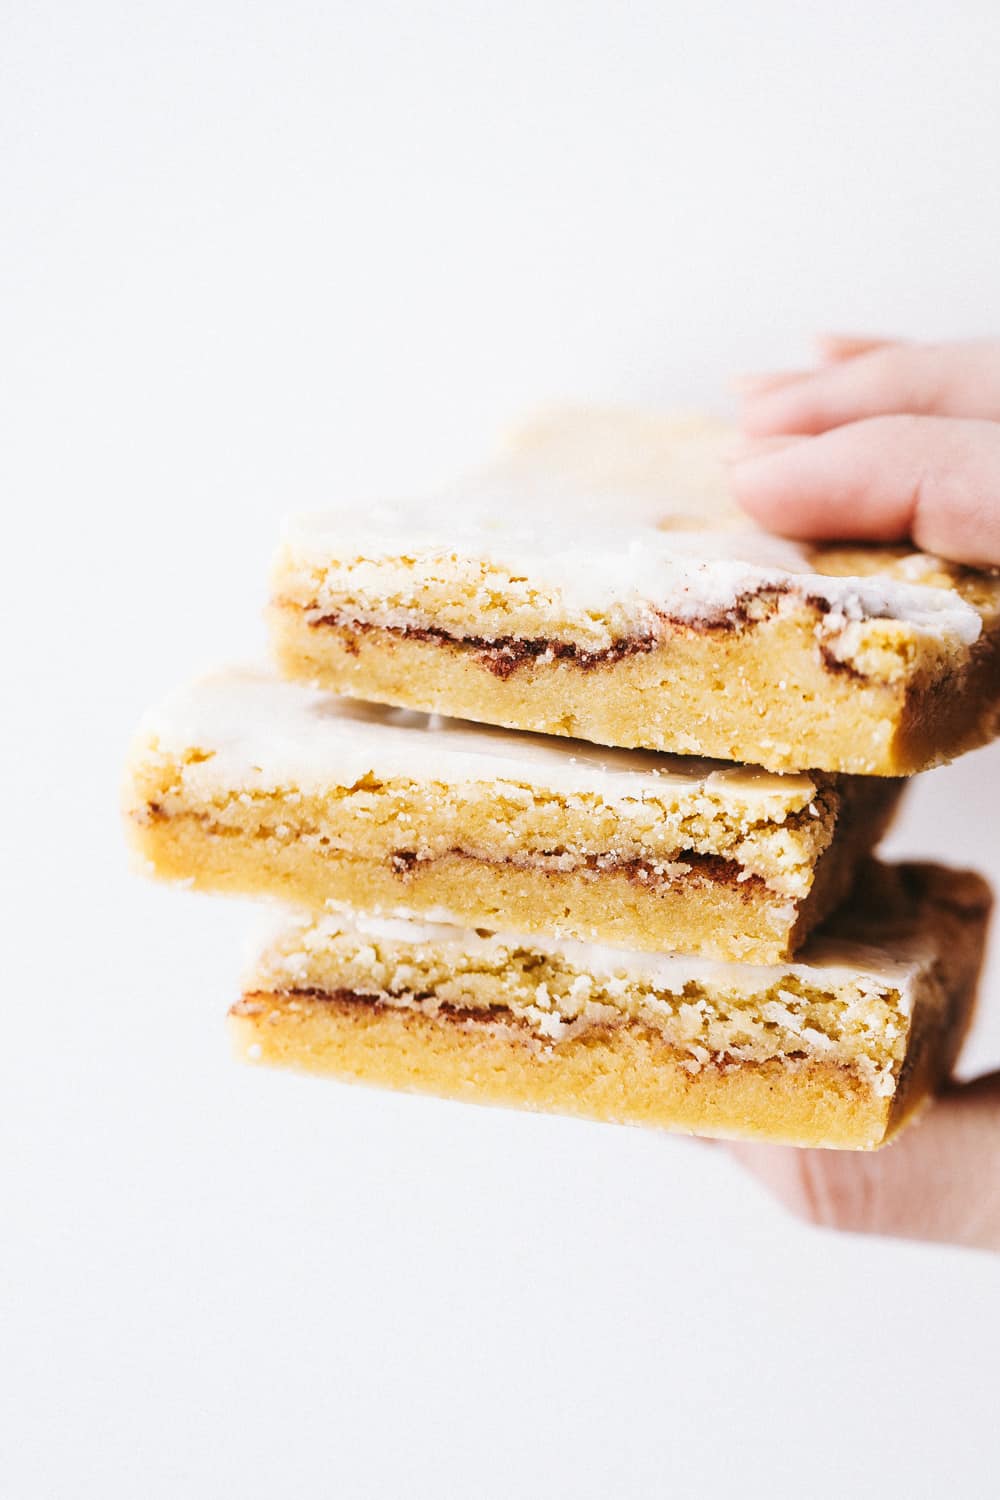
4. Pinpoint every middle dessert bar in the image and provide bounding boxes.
[125,668,901,963]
